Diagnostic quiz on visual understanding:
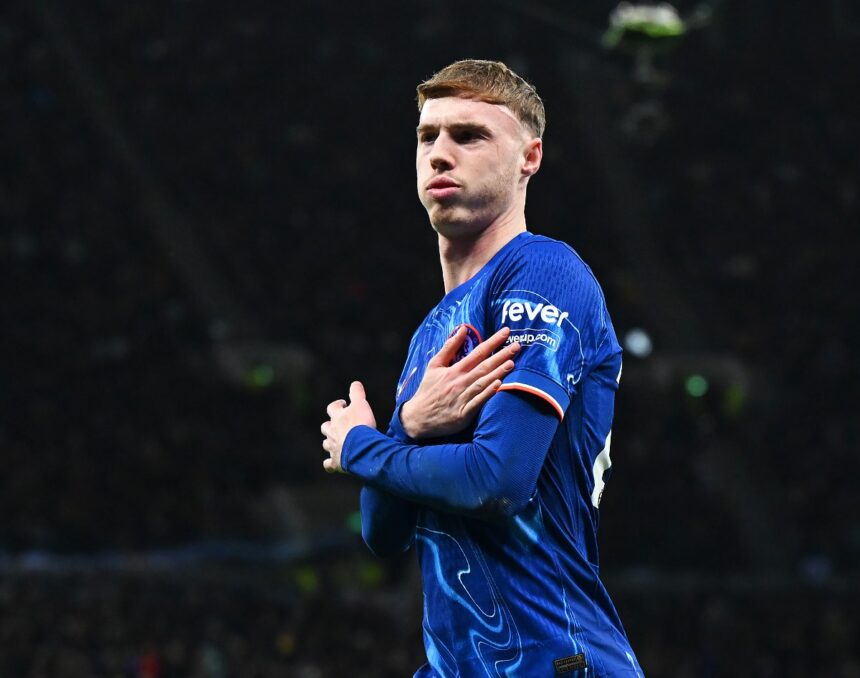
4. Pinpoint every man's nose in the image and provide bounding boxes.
[429,135,455,171]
